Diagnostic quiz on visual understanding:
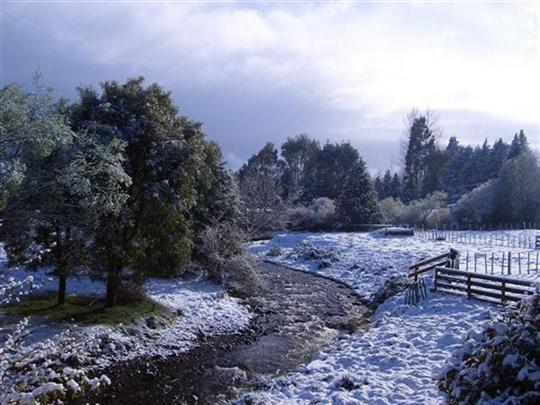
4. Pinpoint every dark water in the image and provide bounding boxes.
[85,262,369,404]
